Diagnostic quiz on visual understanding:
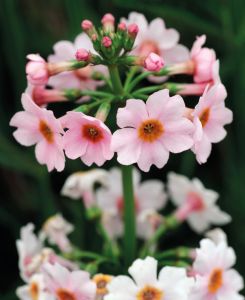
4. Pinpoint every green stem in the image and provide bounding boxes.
[121,165,136,267]
[108,64,124,95]
[124,66,140,91]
